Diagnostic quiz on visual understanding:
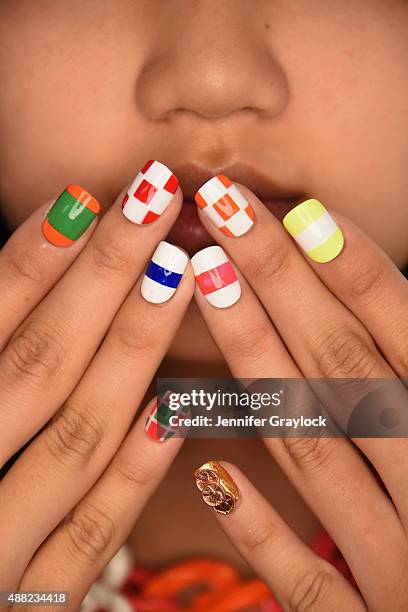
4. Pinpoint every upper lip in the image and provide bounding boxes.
[172,161,304,201]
